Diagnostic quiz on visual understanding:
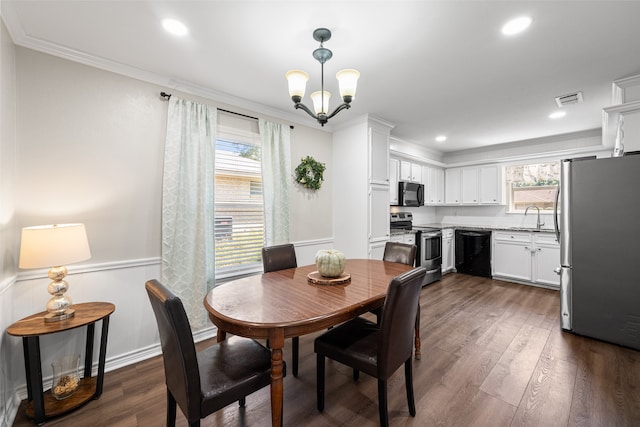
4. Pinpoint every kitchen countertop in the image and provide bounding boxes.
[413,223,557,234]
